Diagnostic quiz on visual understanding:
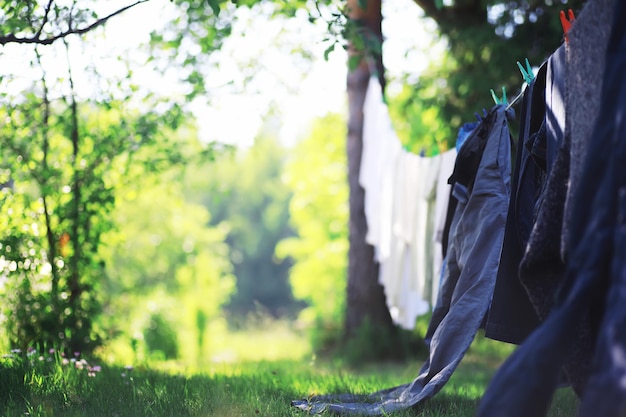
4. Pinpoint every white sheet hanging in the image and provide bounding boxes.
[359,76,457,329]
